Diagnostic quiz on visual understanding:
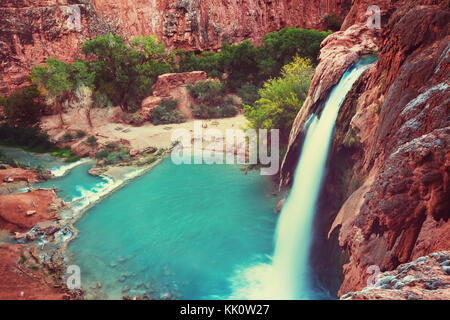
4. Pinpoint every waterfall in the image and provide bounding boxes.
[269,57,377,299]
[225,57,376,300]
